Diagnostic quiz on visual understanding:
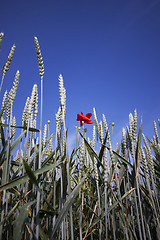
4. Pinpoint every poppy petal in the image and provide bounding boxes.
[86,119,94,124]
[86,113,92,119]
[77,114,82,121]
